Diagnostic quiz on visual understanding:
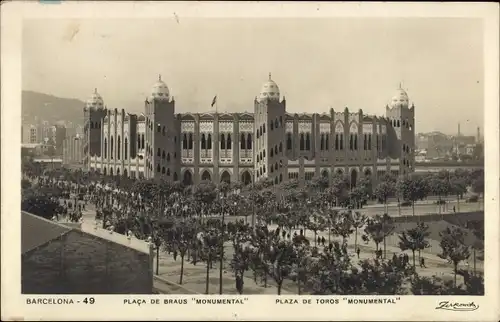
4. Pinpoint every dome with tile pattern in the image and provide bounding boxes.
[258,73,280,102]
[149,75,170,101]
[85,88,104,109]
[390,84,409,108]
